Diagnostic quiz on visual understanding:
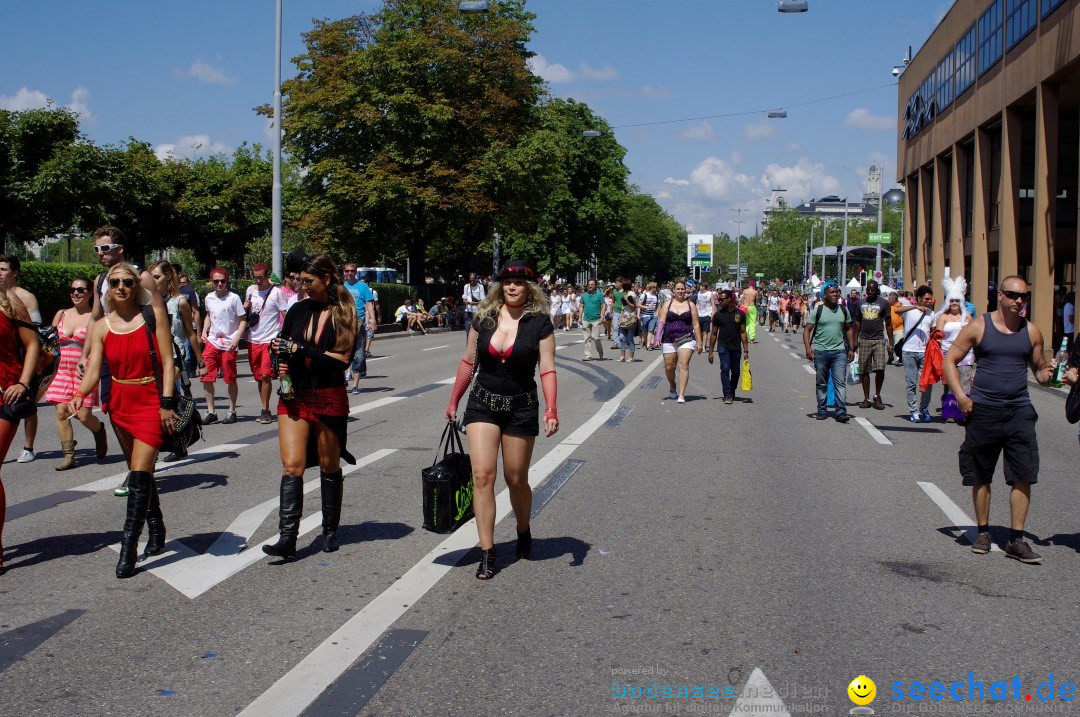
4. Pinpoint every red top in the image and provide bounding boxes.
[103,318,164,449]
[0,310,23,391]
